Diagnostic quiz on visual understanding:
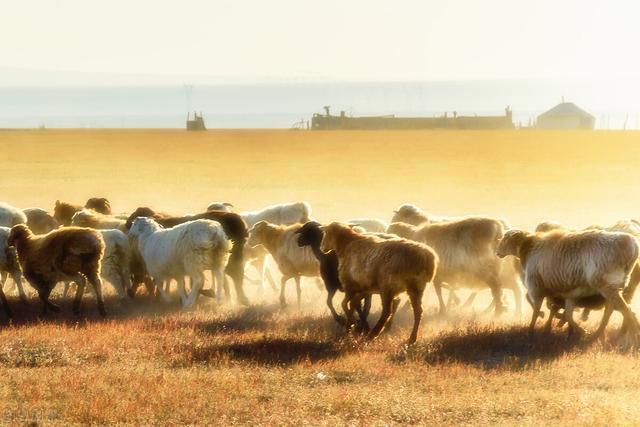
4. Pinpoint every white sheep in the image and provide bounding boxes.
[241,202,312,292]
[0,202,27,228]
[0,227,27,316]
[206,202,234,212]
[71,209,127,232]
[497,228,640,340]
[62,229,132,302]
[128,217,229,308]
[345,218,388,233]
